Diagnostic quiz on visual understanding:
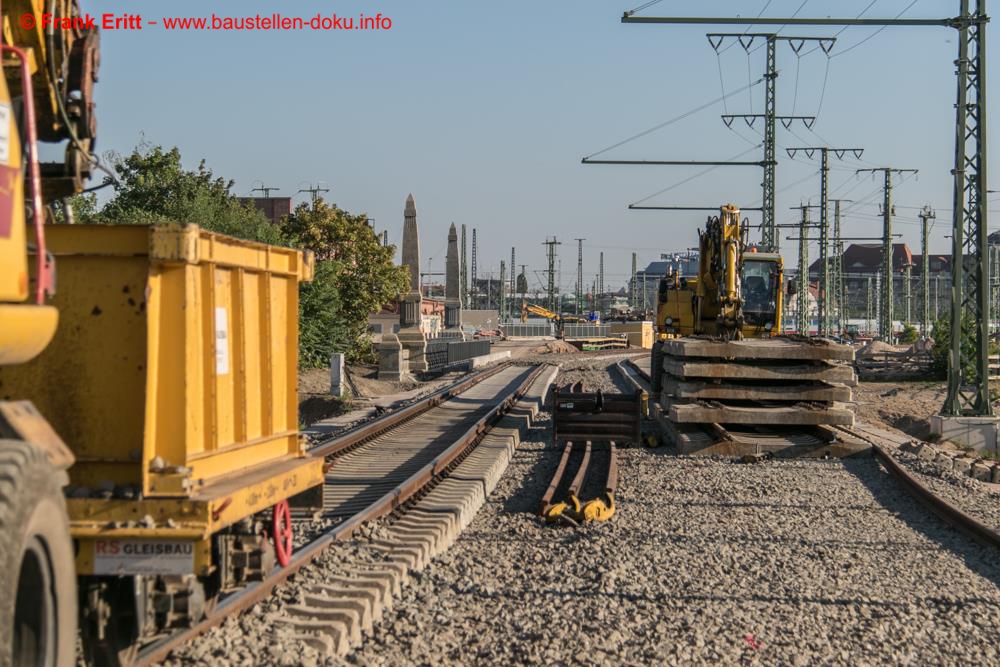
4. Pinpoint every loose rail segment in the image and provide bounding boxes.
[540,382,640,524]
